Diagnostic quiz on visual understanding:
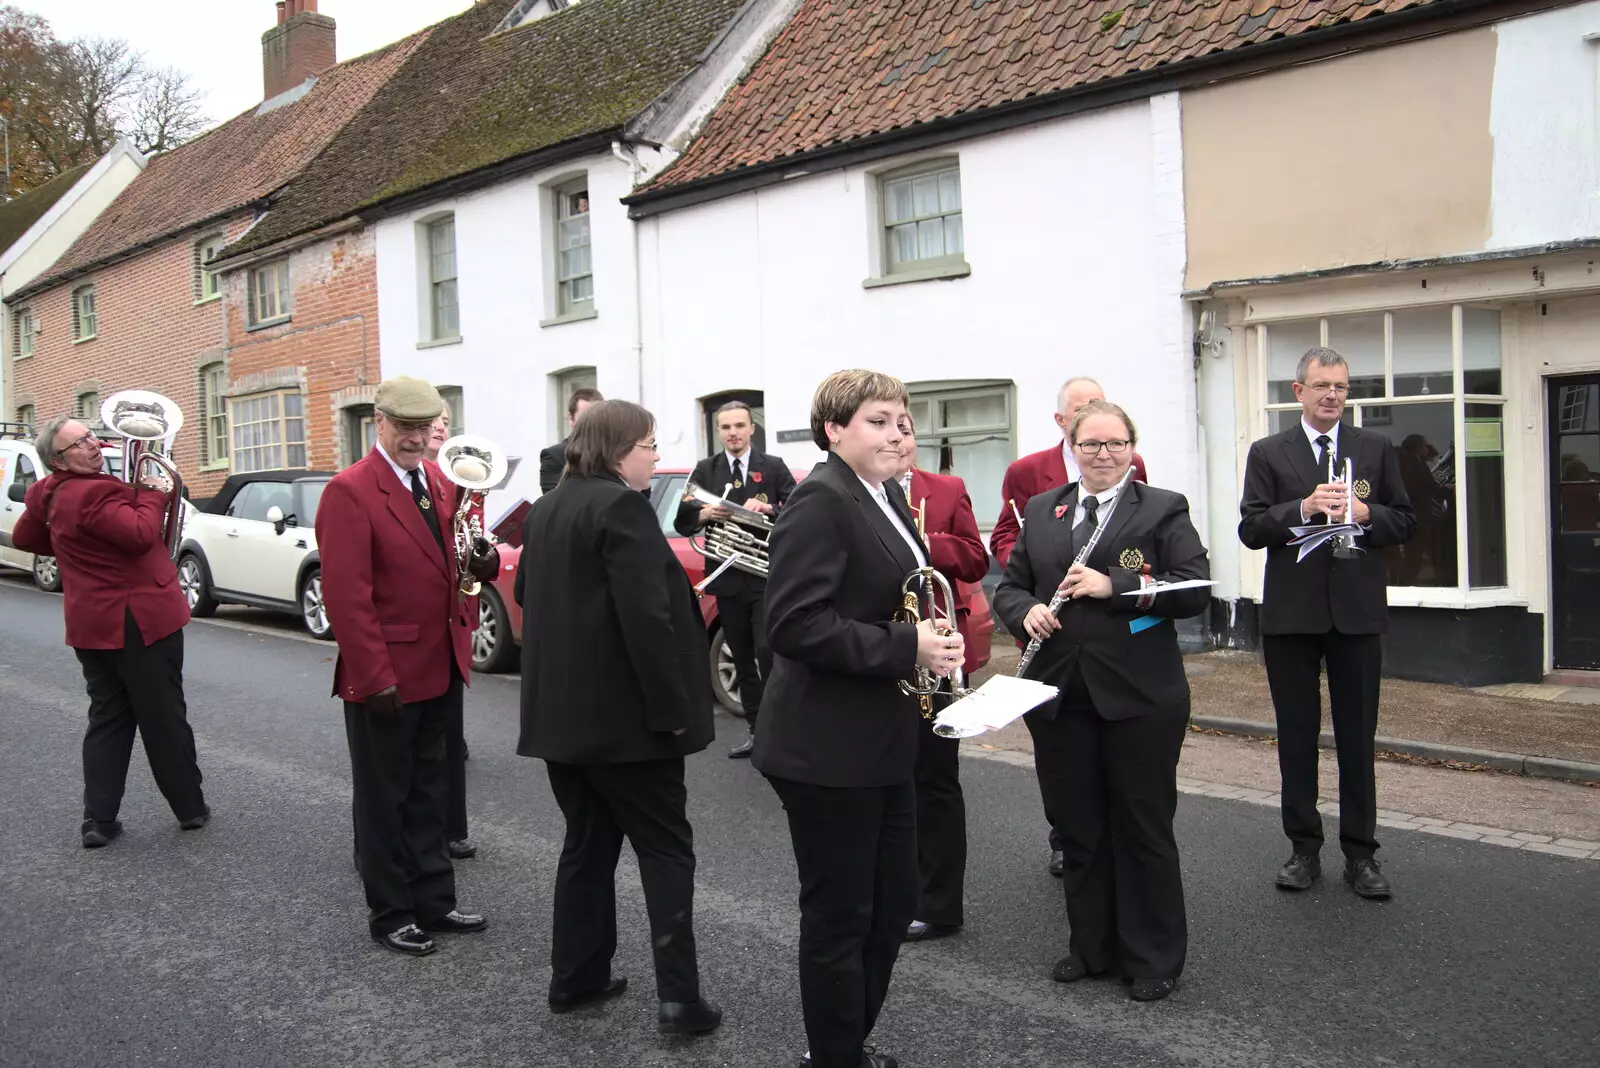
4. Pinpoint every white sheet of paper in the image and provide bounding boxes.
[686,483,767,523]
[931,674,1060,739]
[1117,578,1218,596]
